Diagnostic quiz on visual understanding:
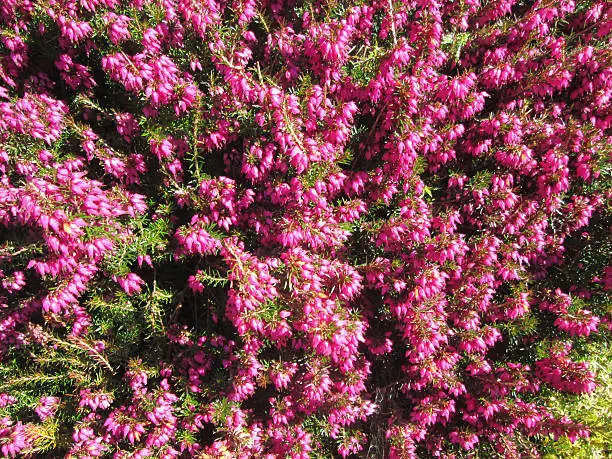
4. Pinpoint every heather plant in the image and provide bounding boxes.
[0,0,611,457]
